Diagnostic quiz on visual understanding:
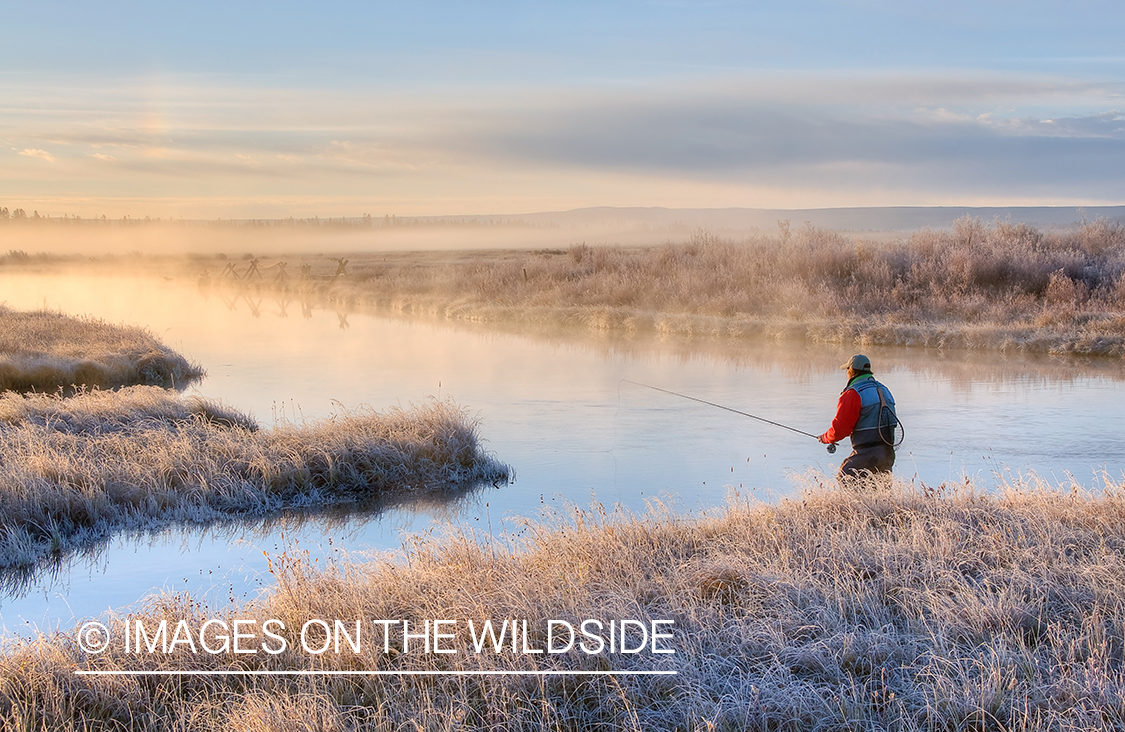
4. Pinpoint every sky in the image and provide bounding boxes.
[2,1,1124,218]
